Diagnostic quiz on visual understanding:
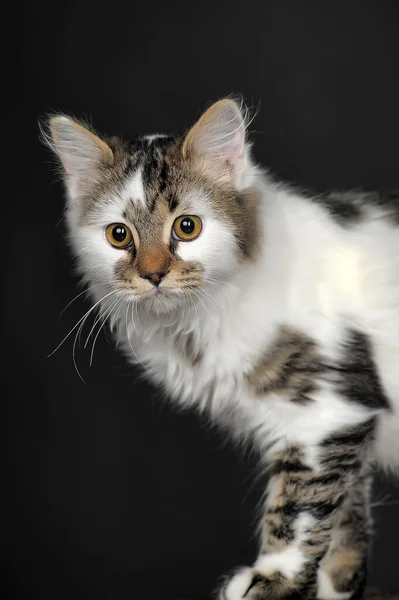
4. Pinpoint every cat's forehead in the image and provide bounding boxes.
[81,134,181,224]
[123,135,186,212]
[115,135,212,223]
[81,132,237,228]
